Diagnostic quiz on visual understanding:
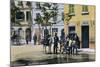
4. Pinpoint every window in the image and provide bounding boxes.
[36,2,41,9]
[17,1,23,6]
[82,5,88,12]
[68,26,75,33]
[52,28,58,33]
[82,5,89,15]
[16,11,24,21]
[26,2,31,6]
[26,11,31,21]
[69,4,75,16]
